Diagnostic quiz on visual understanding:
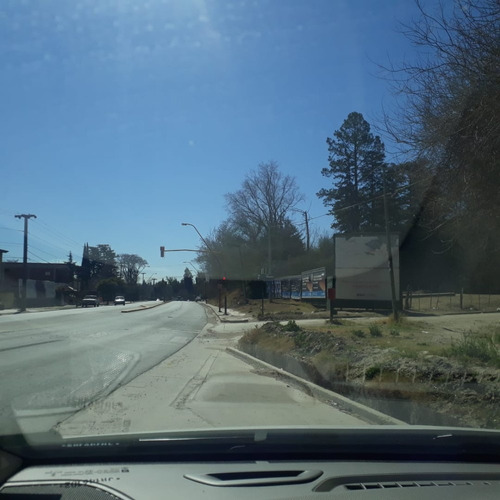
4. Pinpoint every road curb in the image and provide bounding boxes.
[121,302,166,313]
[226,347,406,426]
[201,303,251,323]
